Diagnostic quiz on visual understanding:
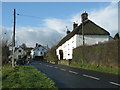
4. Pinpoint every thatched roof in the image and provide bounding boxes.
[57,20,110,47]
